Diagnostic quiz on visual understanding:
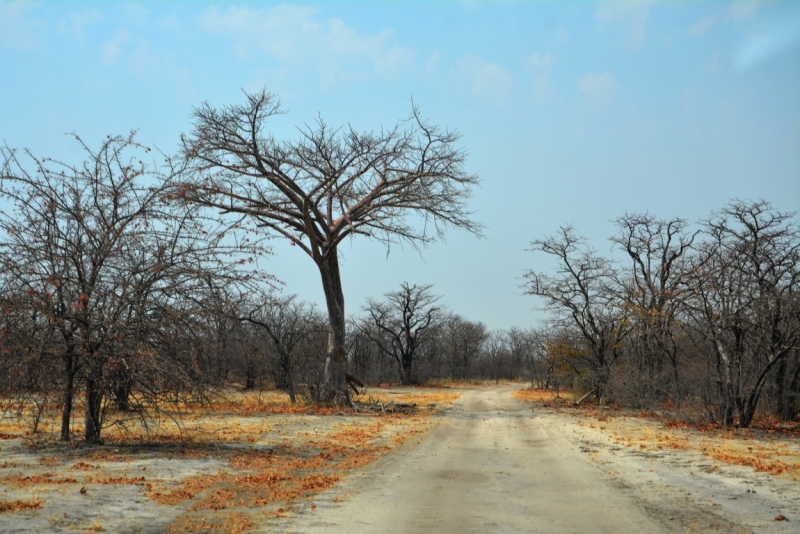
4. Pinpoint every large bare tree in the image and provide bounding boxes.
[179,89,481,402]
